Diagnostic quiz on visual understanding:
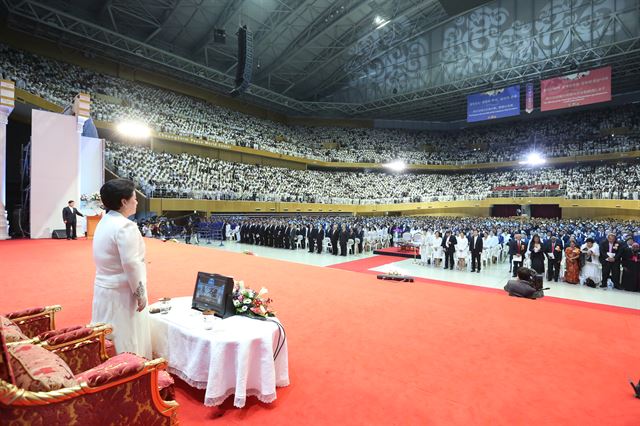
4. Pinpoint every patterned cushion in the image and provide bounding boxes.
[38,325,83,341]
[158,370,175,401]
[75,352,145,388]
[105,339,116,358]
[5,307,45,320]
[0,315,29,343]
[0,326,16,384]
[45,327,93,346]
[9,343,77,392]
